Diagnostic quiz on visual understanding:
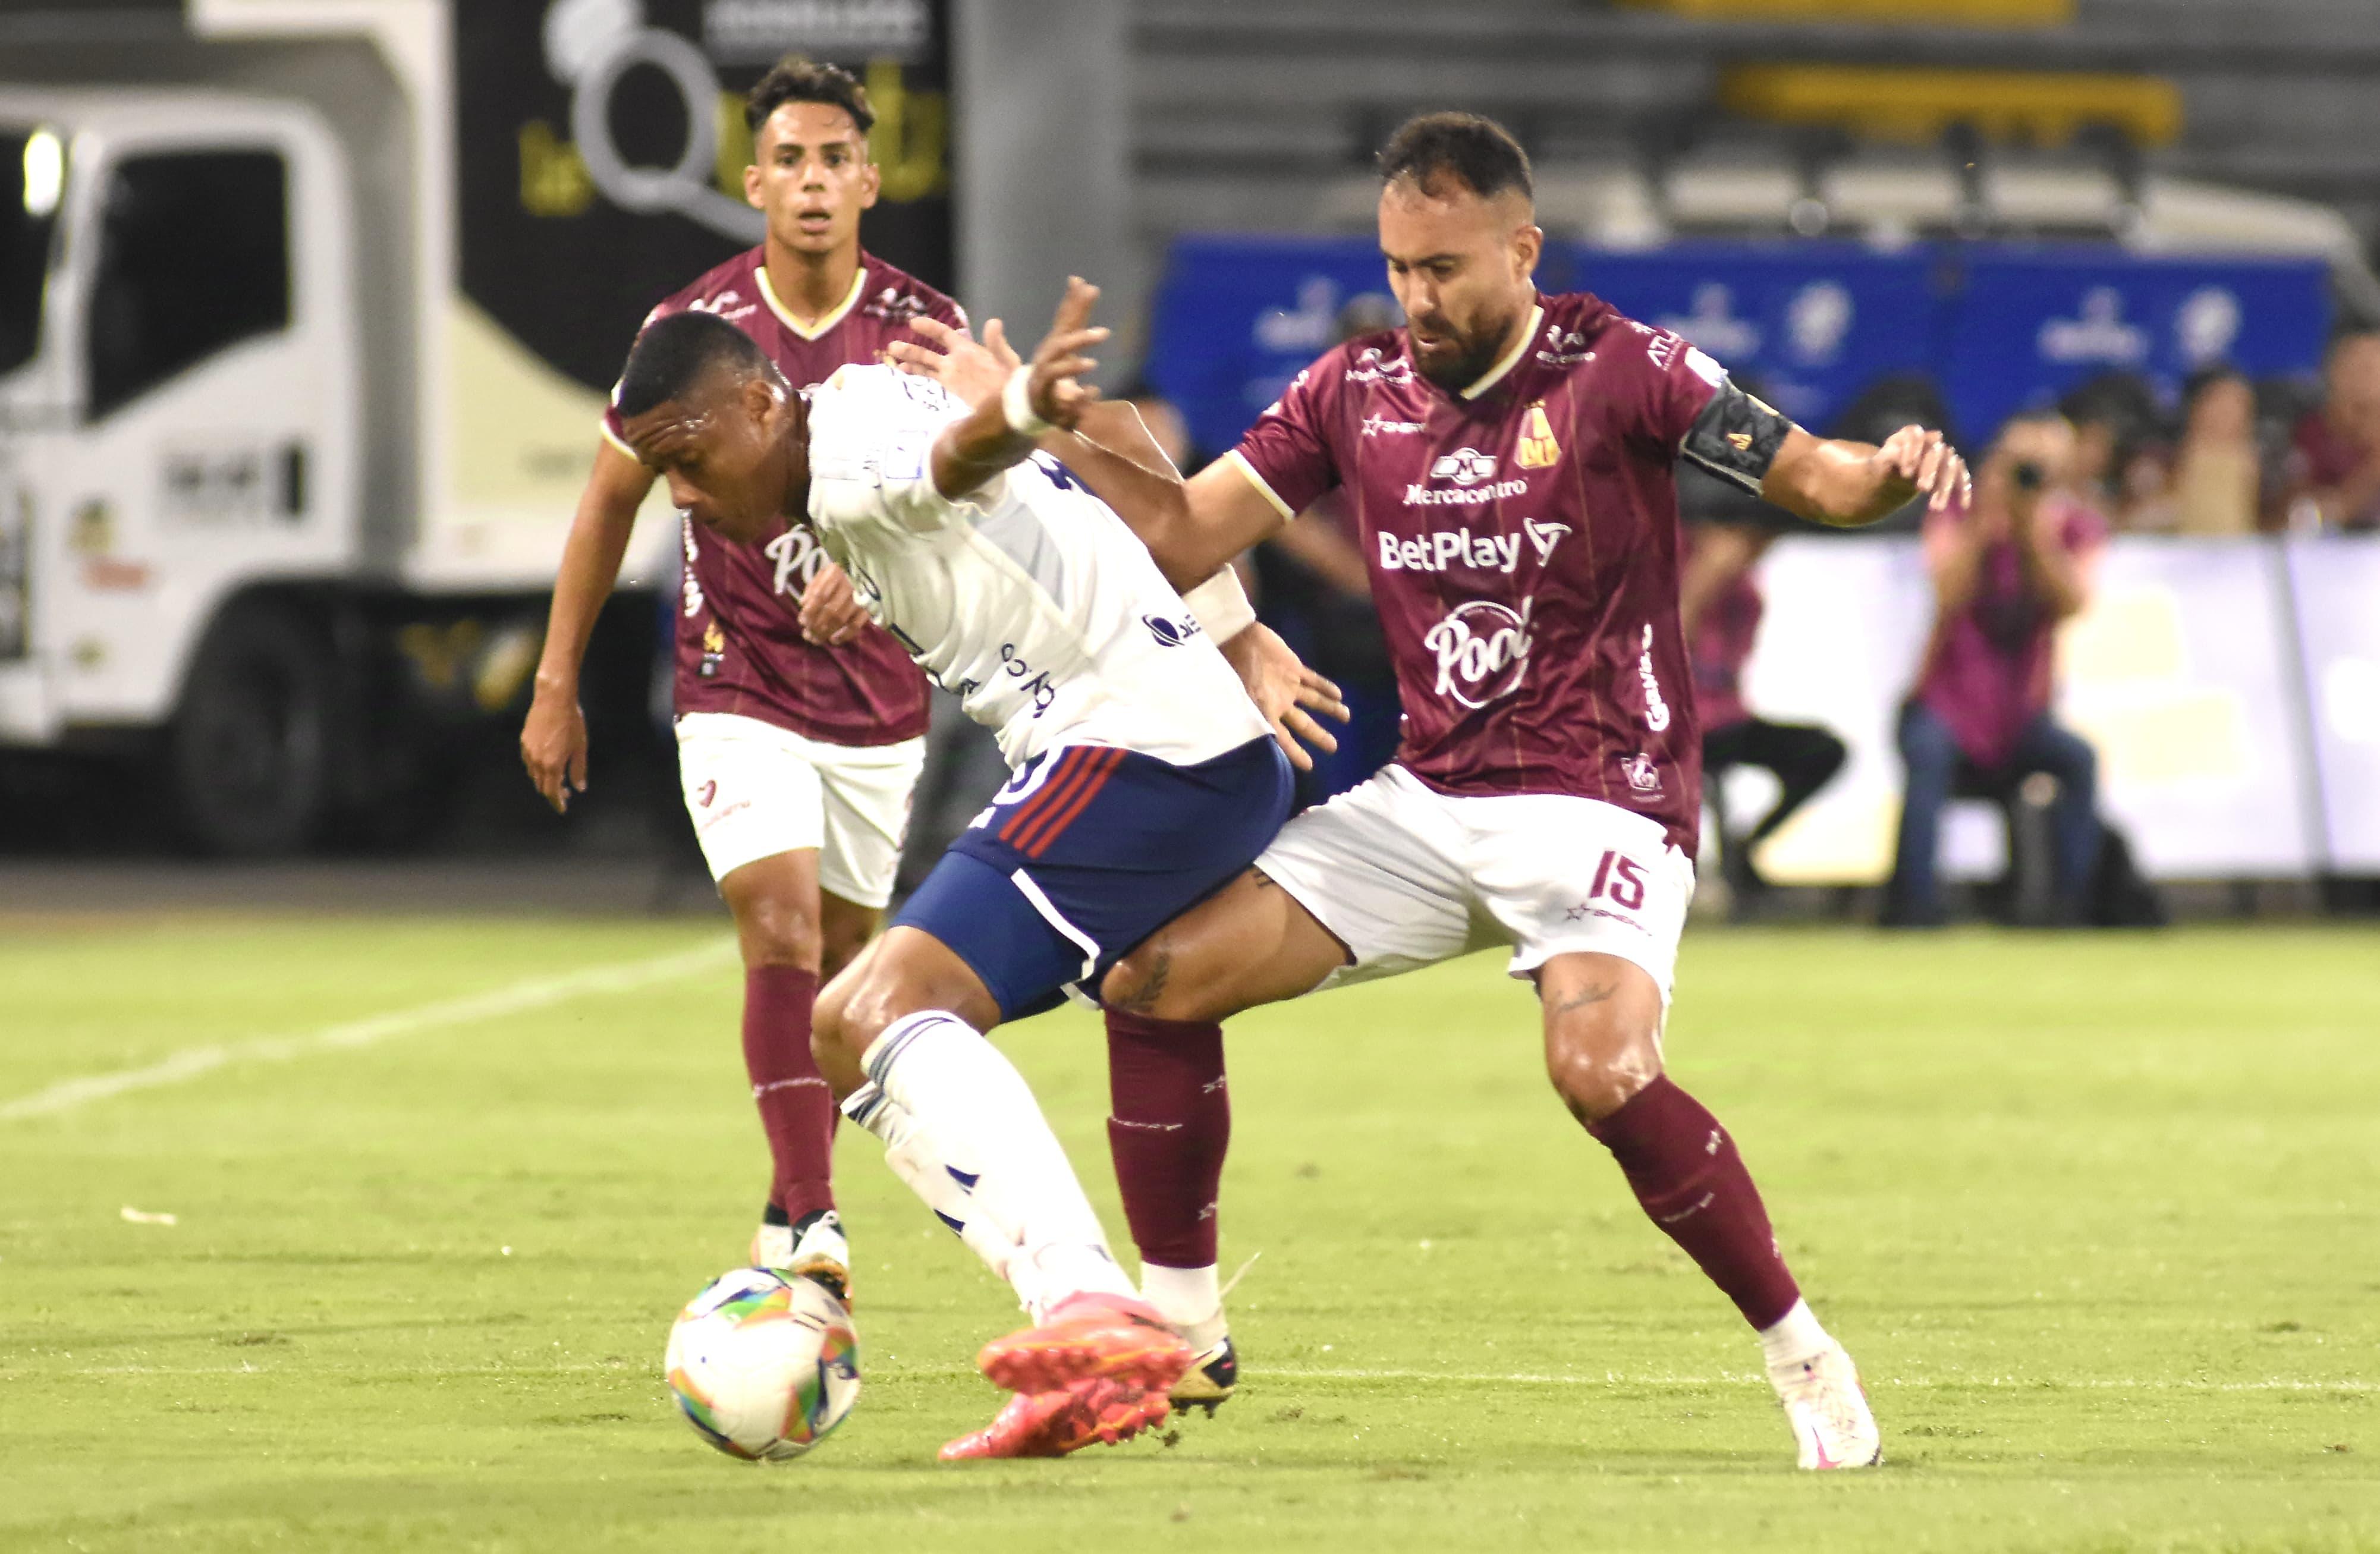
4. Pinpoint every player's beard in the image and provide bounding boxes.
[1407,309,1520,393]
